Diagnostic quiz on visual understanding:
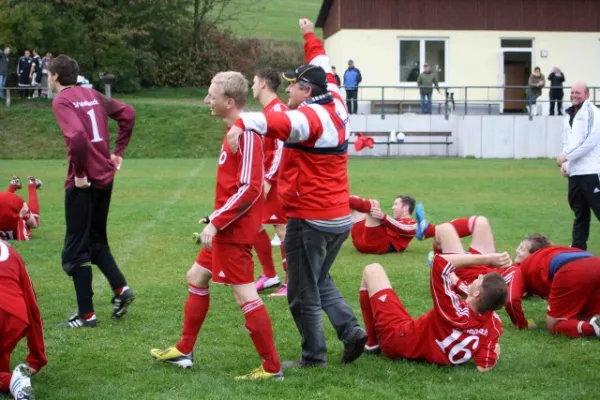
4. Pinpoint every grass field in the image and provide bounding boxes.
[2,157,599,400]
